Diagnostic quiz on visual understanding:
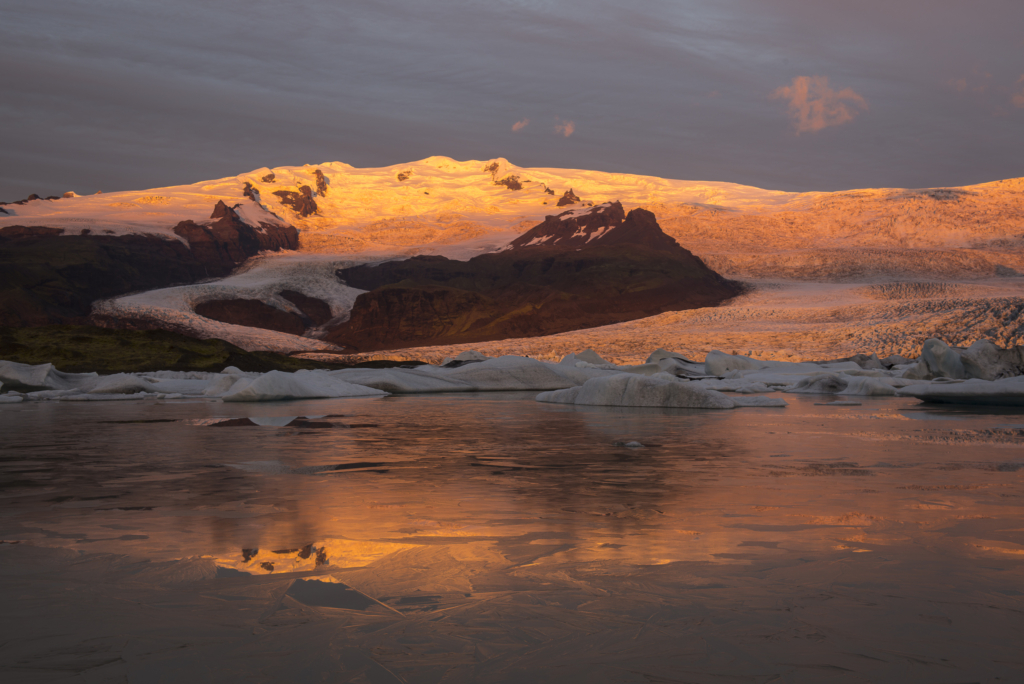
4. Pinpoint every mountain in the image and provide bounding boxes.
[1,156,1023,354]
[318,202,742,352]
